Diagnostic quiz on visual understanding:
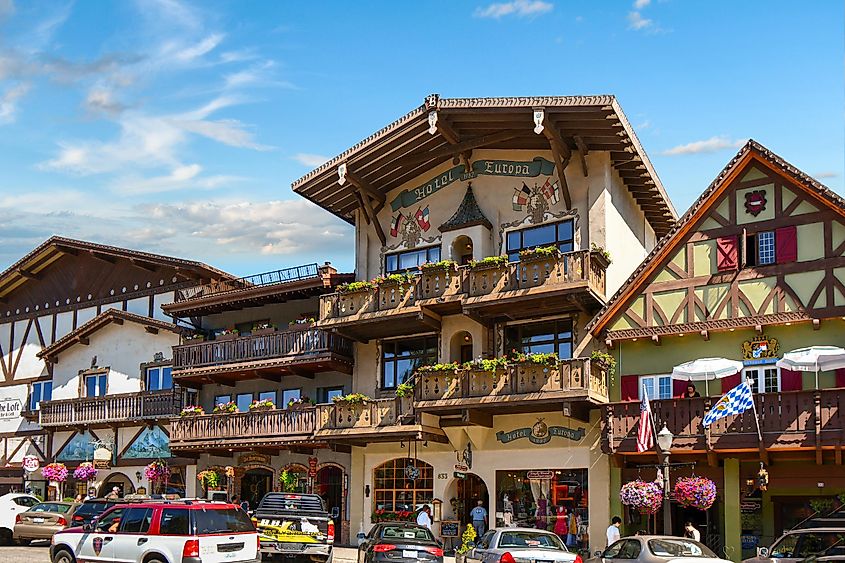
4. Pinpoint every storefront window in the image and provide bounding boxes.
[505,319,573,359]
[280,464,309,494]
[495,469,588,549]
[373,458,433,514]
